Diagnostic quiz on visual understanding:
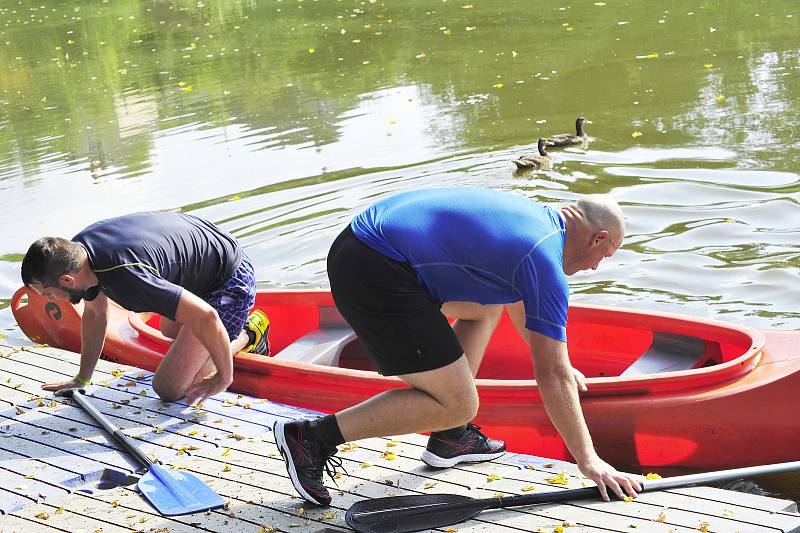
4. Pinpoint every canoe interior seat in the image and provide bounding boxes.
[274,306,356,366]
[621,332,718,376]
